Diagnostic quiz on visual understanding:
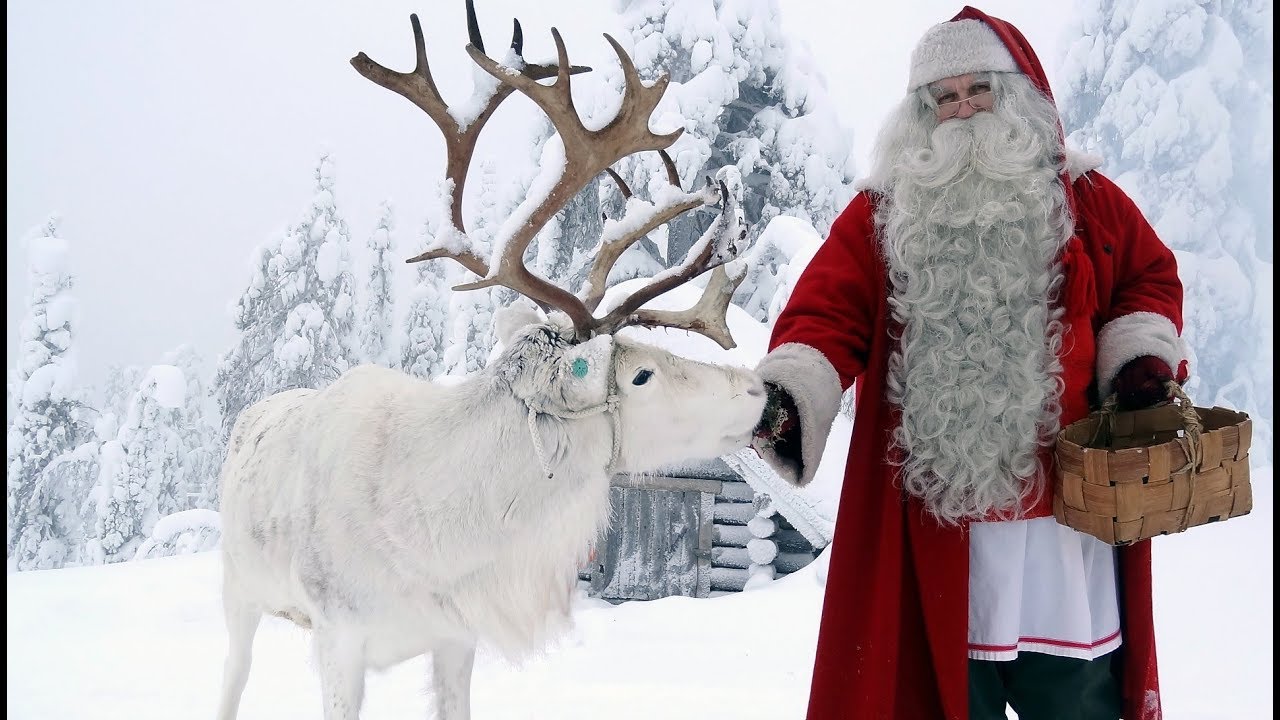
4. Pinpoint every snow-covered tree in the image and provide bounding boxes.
[529,146,611,290]
[212,153,360,441]
[132,508,222,561]
[609,0,858,319]
[401,257,453,380]
[1060,0,1274,459]
[442,284,495,376]
[400,158,538,379]
[82,419,125,566]
[359,200,397,367]
[7,217,96,570]
[160,345,221,510]
[444,155,544,375]
[99,363,144,423]
[90,365,188,564]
